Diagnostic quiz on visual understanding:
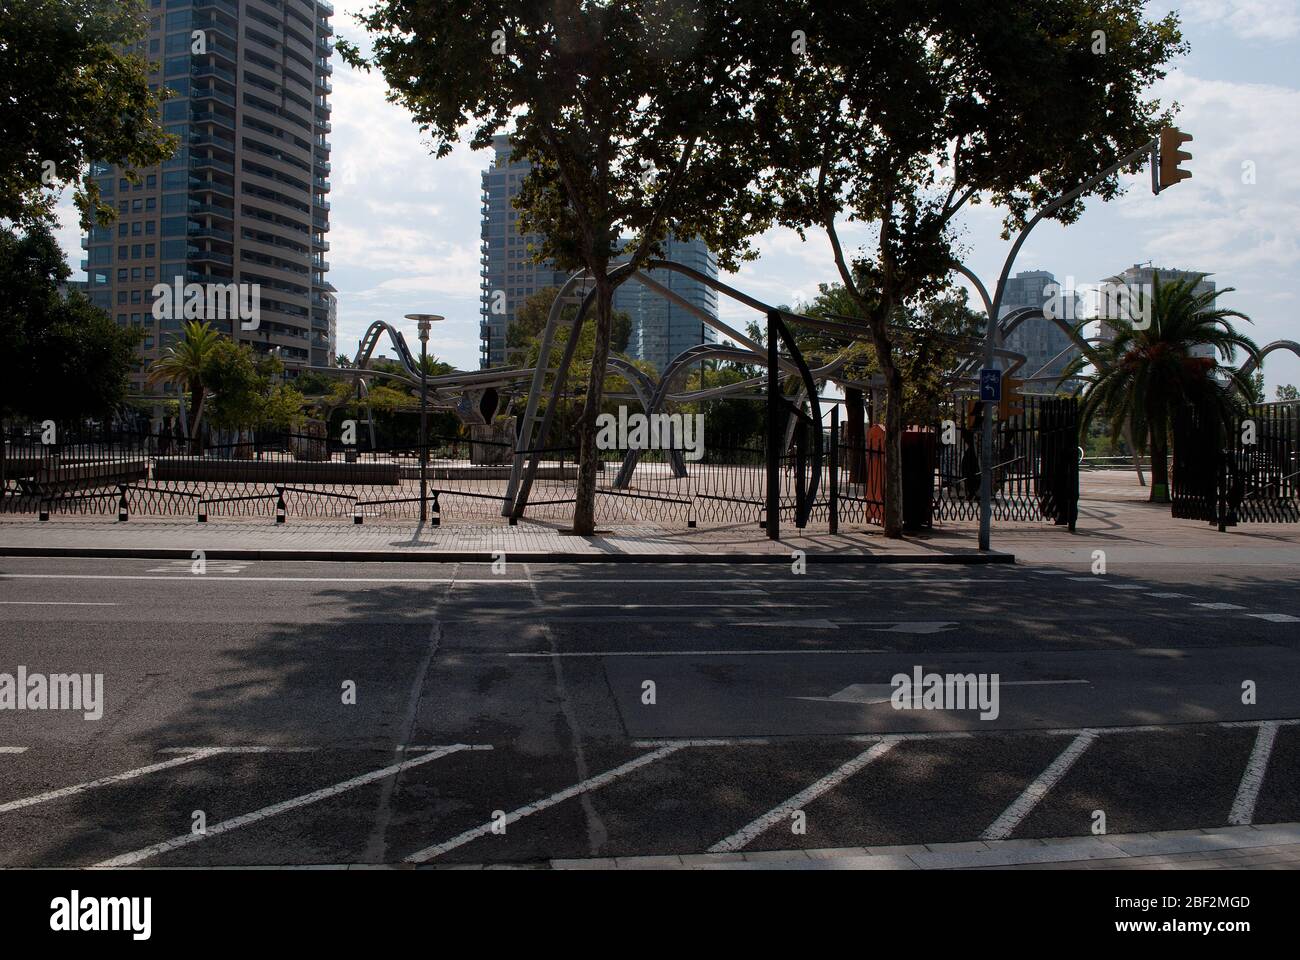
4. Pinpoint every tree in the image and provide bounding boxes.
[1278,384,1299,402]
[147,320,222,440]
[508,287,641,439]
[1065,274,1259,502]
[0,222,141,422]
[753,0,1185,535]
[1,0,176,228]
[199,340,305,431]
[341,1,771,533]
